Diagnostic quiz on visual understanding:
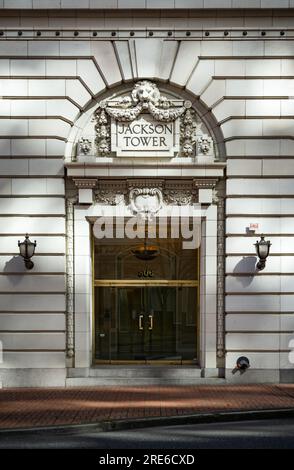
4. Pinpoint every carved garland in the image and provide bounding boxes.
[95,109,111,157]
[100,81,188,123]
[180,108,198,157]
